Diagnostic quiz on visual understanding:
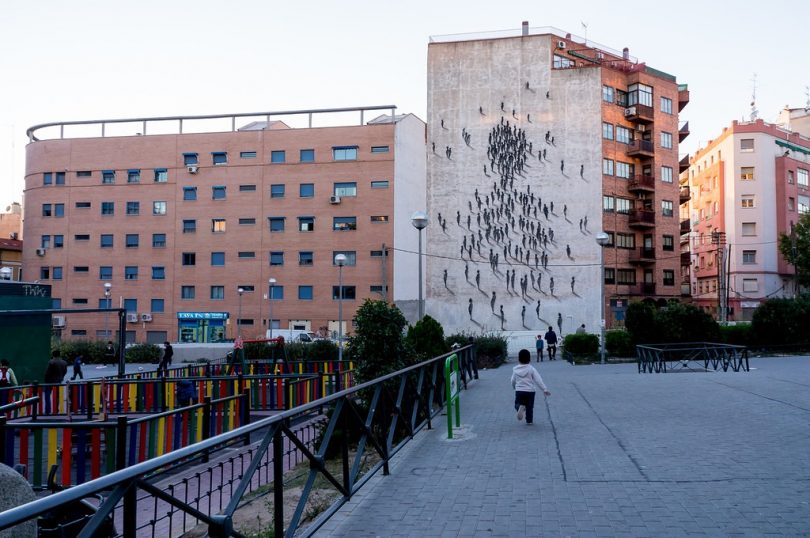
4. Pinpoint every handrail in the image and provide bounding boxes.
[0,396,39,414]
